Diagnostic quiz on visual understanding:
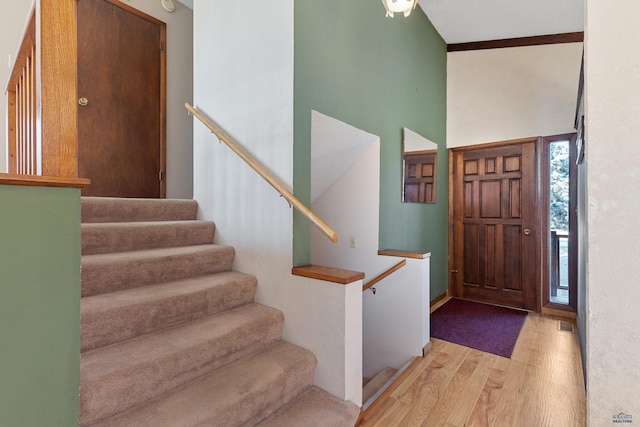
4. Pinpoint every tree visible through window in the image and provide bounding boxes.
[549,141,569,232]
[548,139,570,306]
